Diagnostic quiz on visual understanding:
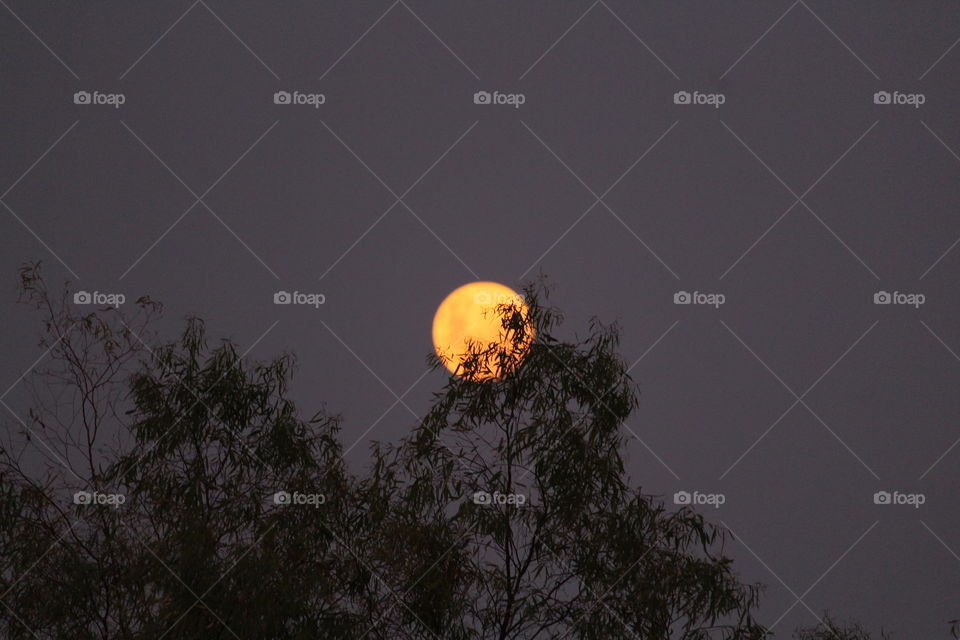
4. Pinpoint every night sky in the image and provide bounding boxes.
[3,2,960,636]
